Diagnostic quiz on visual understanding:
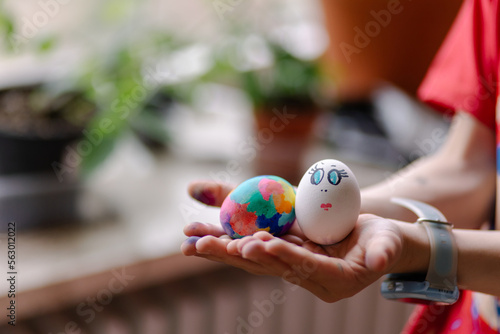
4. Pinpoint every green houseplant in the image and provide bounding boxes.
[242,42,323,184]
[0,82,96,230]
[0,0,176,229]
[198,32,324,183]
[0,0,95,229]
